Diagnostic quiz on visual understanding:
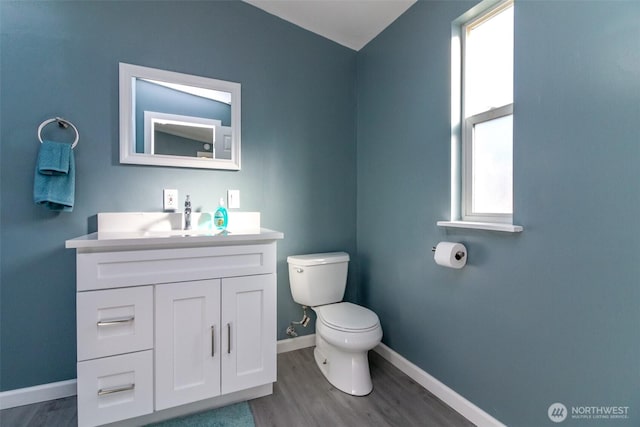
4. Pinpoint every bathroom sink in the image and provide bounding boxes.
[97,211,261,234]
